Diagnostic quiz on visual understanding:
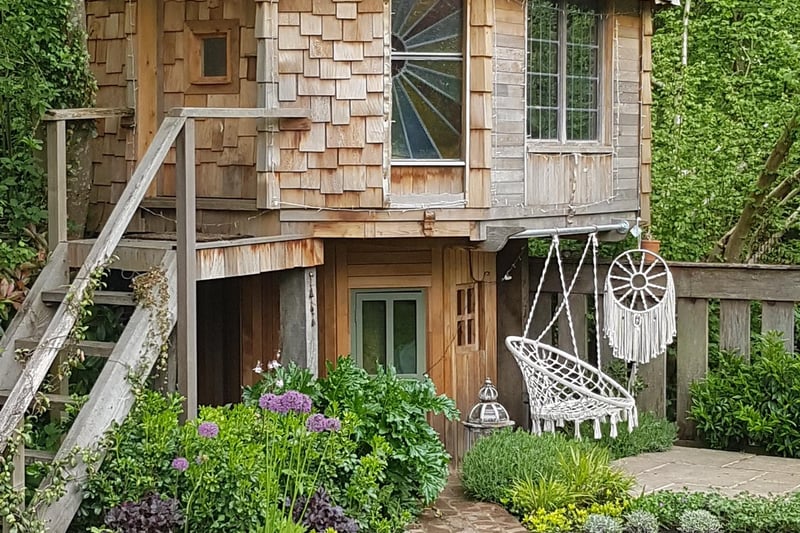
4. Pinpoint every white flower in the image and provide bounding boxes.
[267,360,282,370]
[253,361,263,374]
[275,379,284,388]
